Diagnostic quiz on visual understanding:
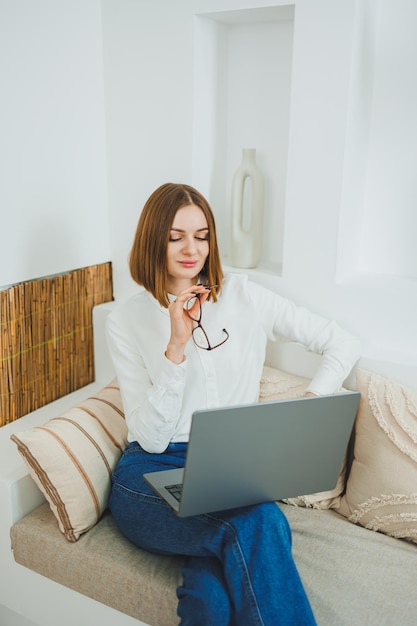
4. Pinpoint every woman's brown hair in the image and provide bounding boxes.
[129,183,224,307]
